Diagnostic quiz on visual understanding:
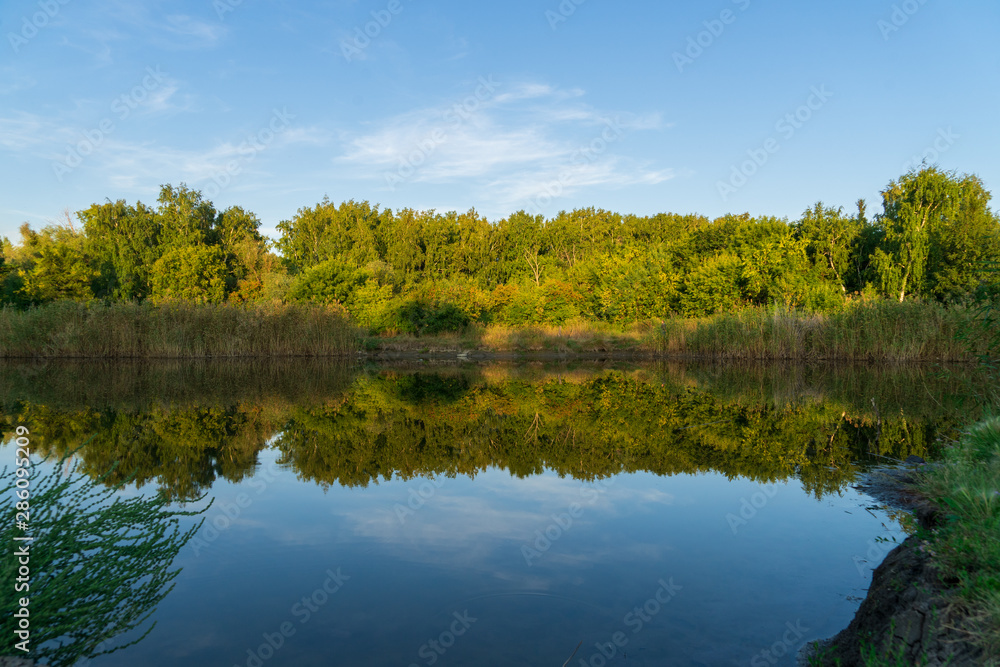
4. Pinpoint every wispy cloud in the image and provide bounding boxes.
[52,0,226,65]
[0,66,37,96]
[0,108,329,192]
[336,82,673,213]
